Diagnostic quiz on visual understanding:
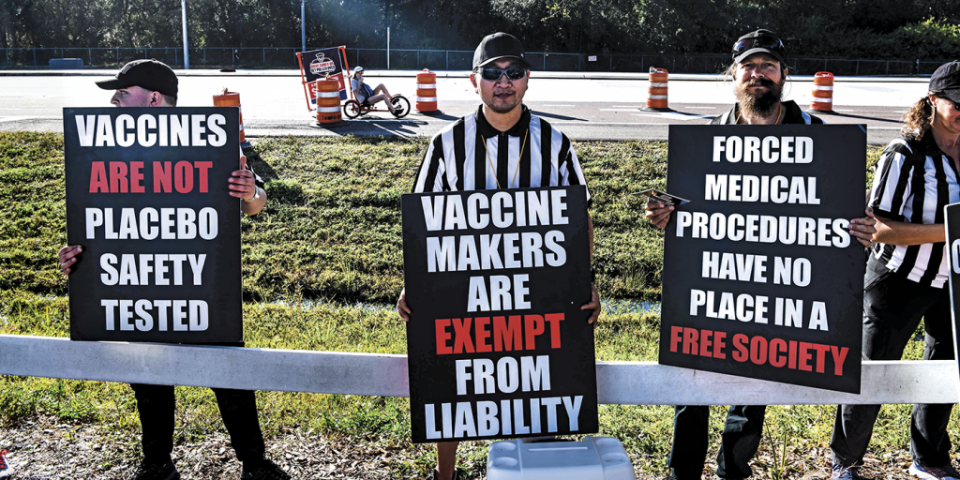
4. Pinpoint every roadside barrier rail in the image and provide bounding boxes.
[1,334,957,405]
